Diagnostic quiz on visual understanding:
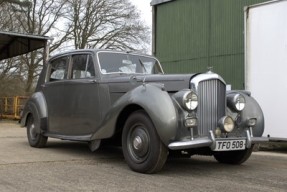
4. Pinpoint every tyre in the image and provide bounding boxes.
[122,110,168,173]
[27,115,48,148]
[213,145,254,164]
